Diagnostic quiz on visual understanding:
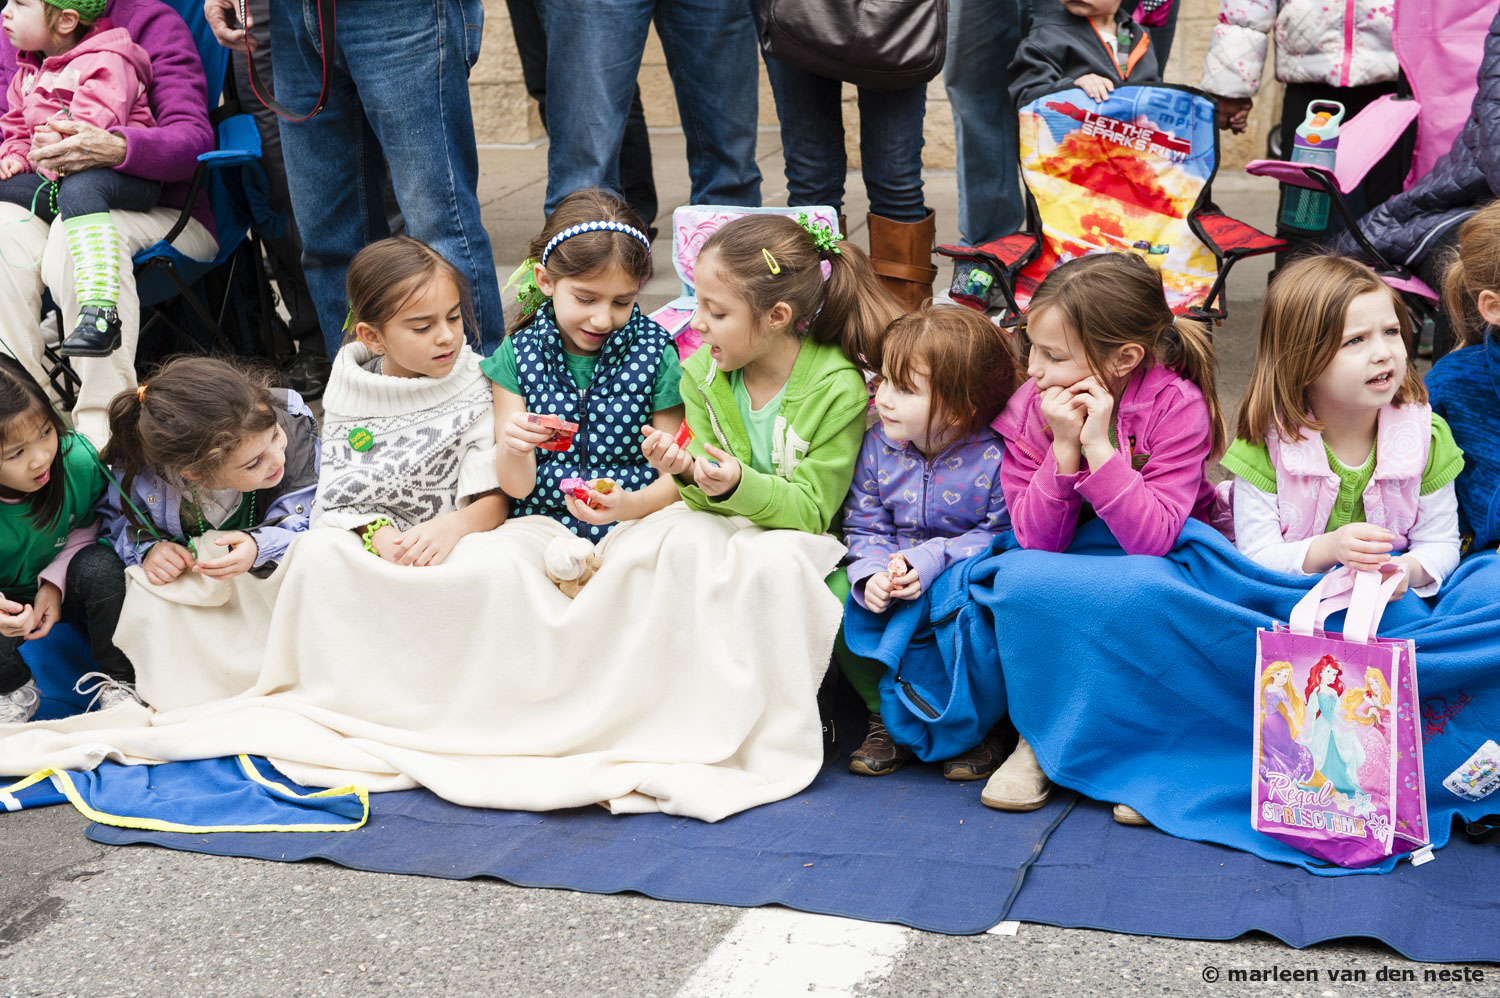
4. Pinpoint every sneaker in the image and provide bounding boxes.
[941,726,1010,781]
[848,713,913,777]
[1112,803,1151,826]
[980,736,1052,811]
[60,305,123,357]
[281,347,332,401]
[0,680,41,723]
[73,672,144,712]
